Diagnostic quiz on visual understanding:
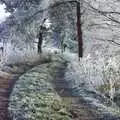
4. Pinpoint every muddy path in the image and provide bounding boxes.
[0,63,38,120]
